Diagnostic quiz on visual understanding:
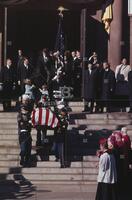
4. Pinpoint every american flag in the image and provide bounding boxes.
[31,108,59,128]
[55,12,65,57]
